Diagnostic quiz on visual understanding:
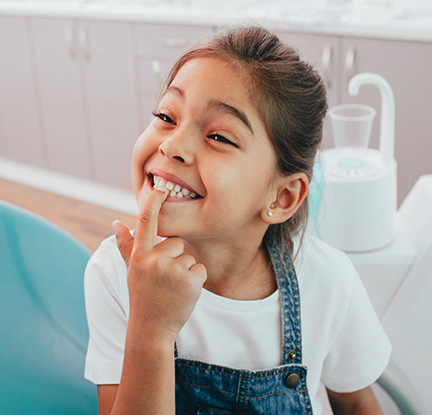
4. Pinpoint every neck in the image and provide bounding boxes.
[182,236,276,301]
